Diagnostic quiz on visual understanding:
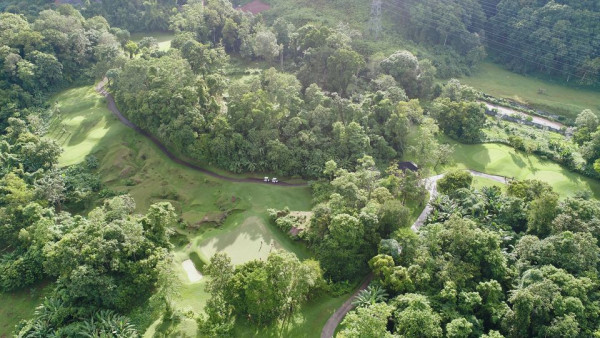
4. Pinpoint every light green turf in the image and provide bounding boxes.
[442,138,600,198]
[461,61,600,120]
[131,31,174,51]
[198,214,304,265]
[472,176,505,191]
[46,86,117,167]
[0,283,52,336]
